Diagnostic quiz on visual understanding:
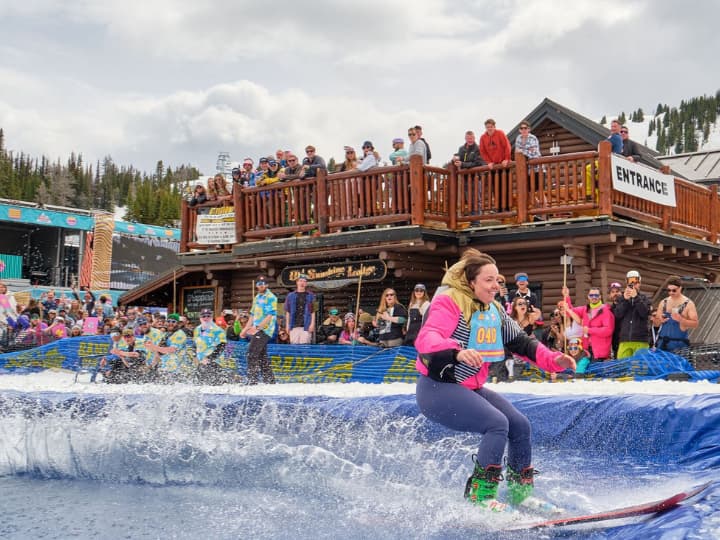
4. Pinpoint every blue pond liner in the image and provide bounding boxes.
[0,386,718,539]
